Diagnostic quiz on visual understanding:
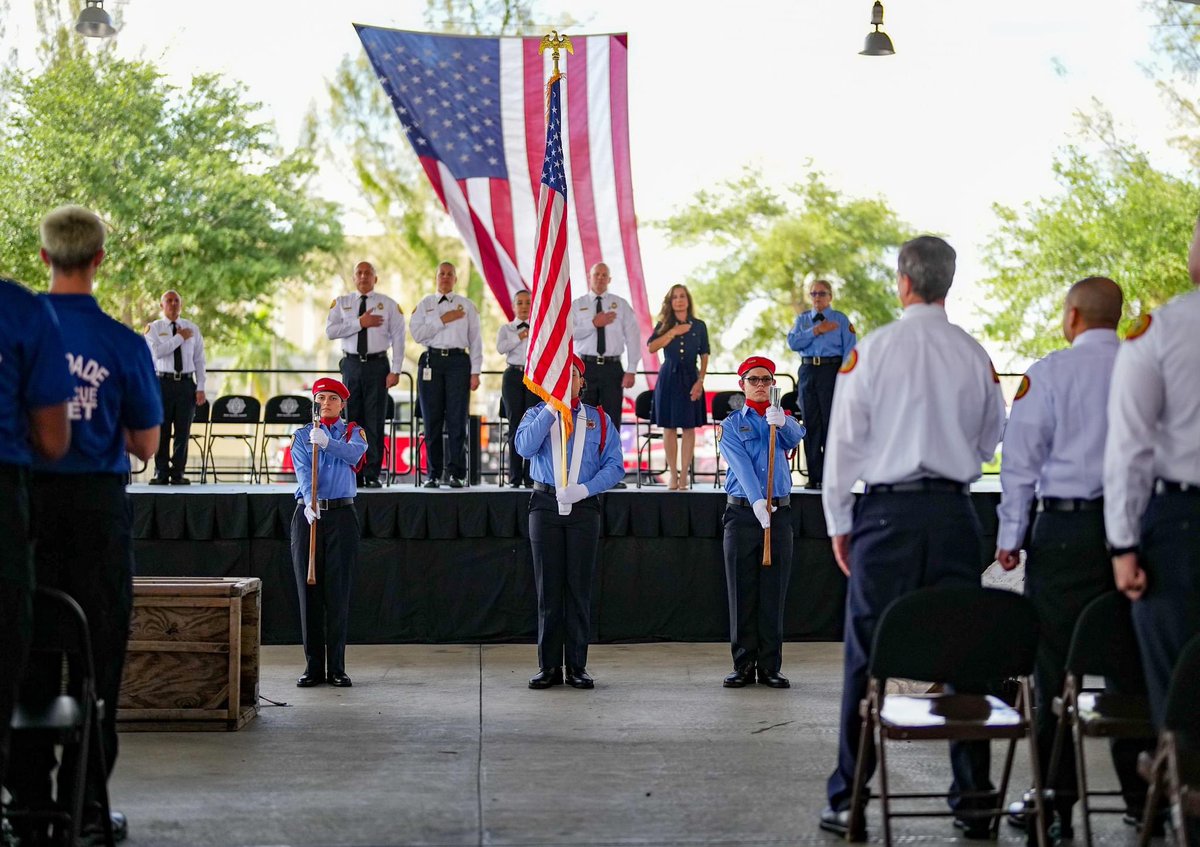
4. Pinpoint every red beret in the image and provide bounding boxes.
[737,356,776,377]
[570,353,586,375]
[312,377,350,400]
